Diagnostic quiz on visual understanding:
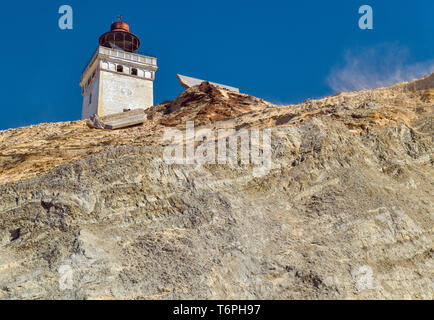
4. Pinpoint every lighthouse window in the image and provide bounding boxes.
[89,93,92,105]
[131,68,138,76]
[117,65,123,73]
